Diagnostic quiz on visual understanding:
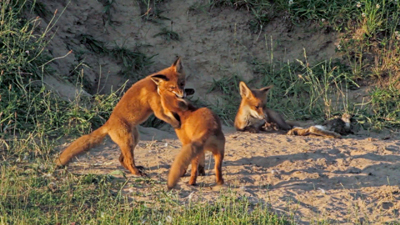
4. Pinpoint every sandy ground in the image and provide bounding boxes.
[62,125,400,224]
[32,0,400,223]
